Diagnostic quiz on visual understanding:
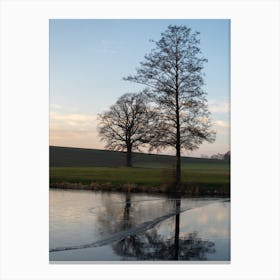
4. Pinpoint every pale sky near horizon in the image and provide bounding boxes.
[49,19,230,157]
